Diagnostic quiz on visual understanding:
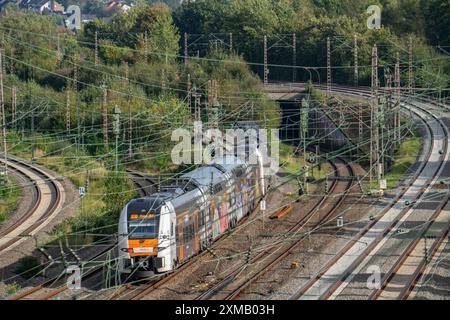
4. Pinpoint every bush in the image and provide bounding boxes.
[6,282,21,295]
